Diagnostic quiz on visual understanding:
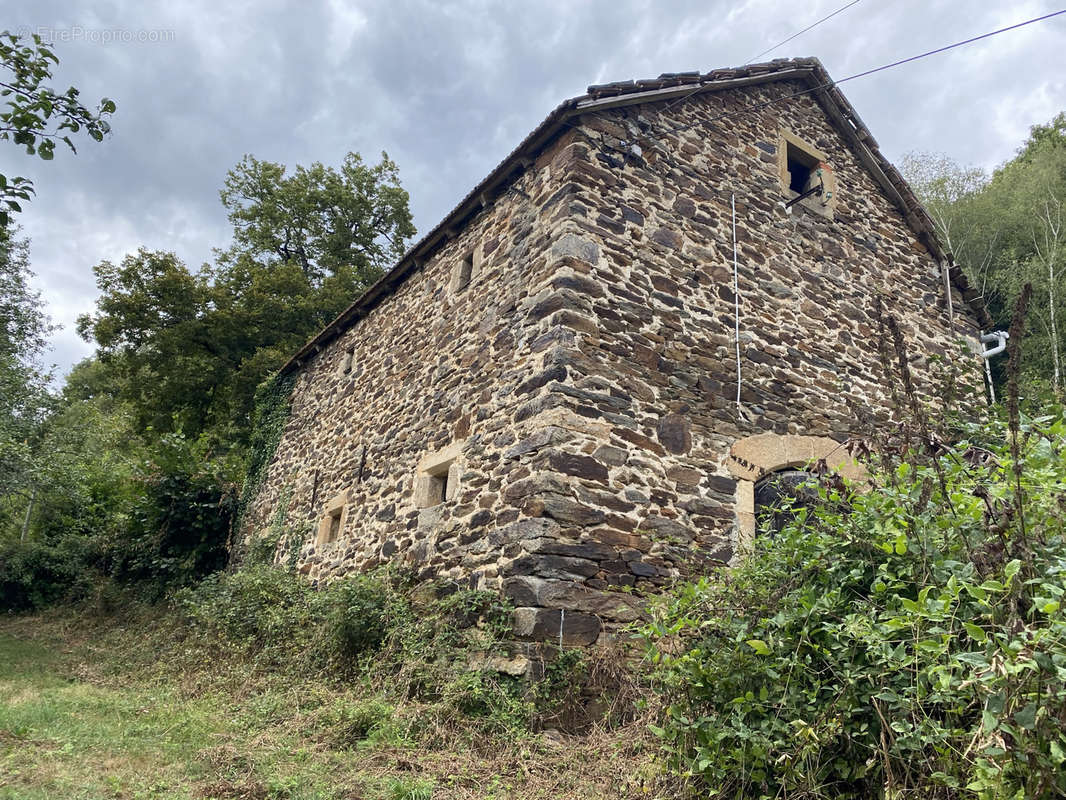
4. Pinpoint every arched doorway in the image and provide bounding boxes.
[753,468,820,537]
[725,433,865,551]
